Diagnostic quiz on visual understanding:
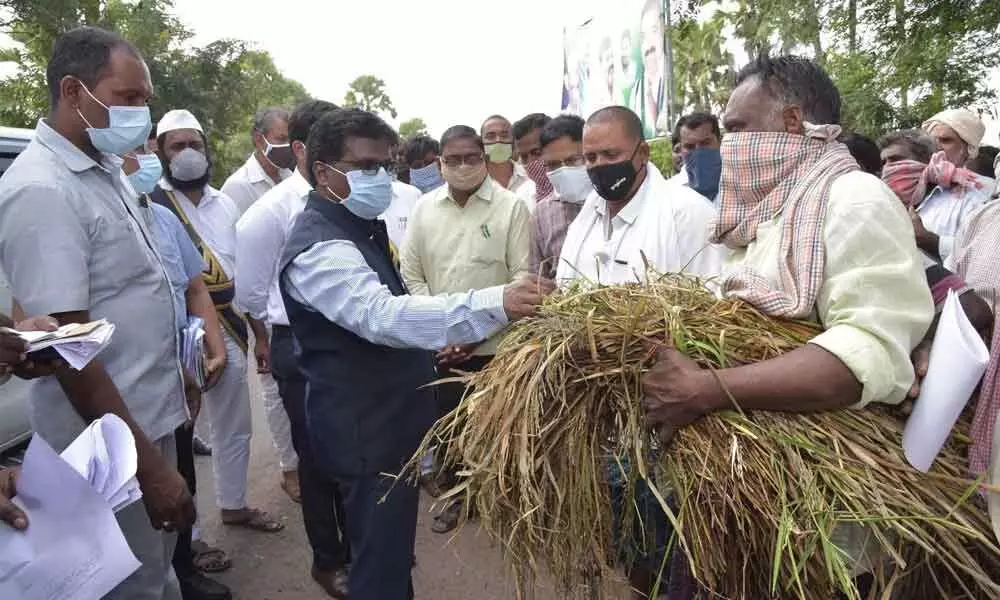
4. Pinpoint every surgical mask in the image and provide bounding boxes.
[322,163,393,220]
[409,162,443,193]
[587,145,642,202]
[548,165,592,204]
[262,136,296,170]
[485,142,513,163]
[169,147,209,182]
[76,82,151,155]
[127,153,163,195]
[441,162,488,192]
[684,147,722,201]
